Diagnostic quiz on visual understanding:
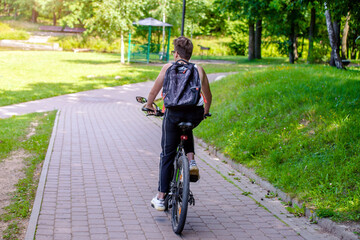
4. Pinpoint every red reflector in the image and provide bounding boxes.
[181,135,188,140]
